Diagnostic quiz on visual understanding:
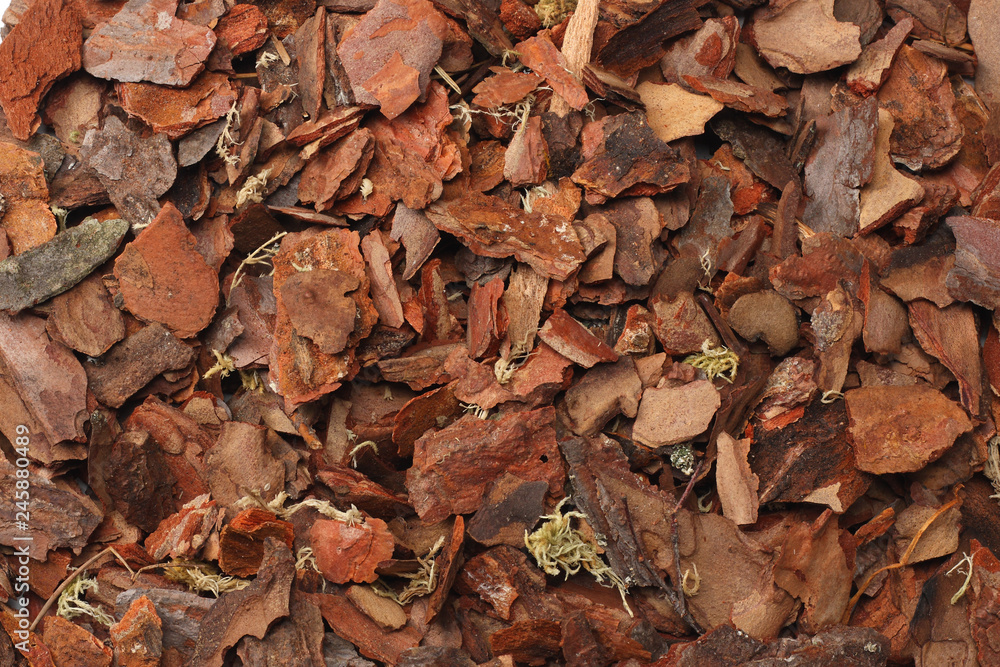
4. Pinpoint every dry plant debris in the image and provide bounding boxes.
[3,0,1000,664]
